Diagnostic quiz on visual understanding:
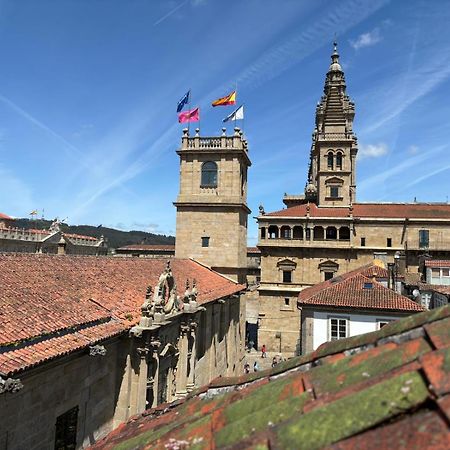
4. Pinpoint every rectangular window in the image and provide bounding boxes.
[361,237,366,247]
[282,270,292,283]
[329,318,347,340]
[324,271,334,281]
[284,298,290,306]
[201,237,210,248]
[387,238,392,247]
[55,406,78,450]
[330,186,339,198]
[261,227,266,239]
[419,229,429,249]
[377,320,391,329]
[442,268,450,277]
